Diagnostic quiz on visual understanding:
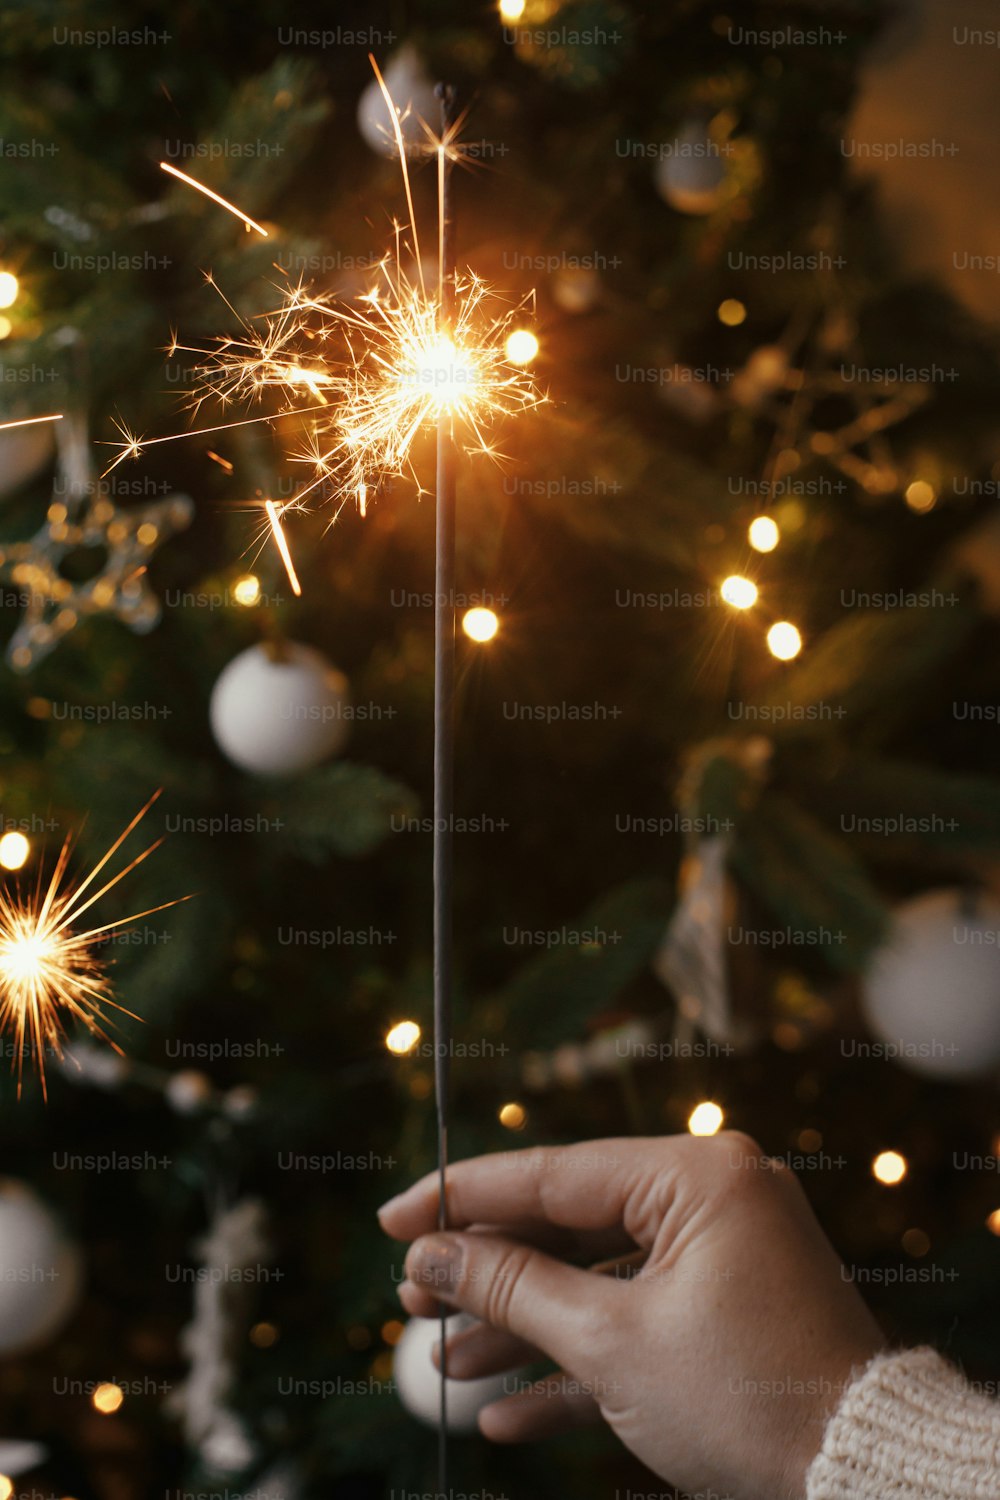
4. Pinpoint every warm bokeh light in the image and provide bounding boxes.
[250,1321,279,1348]
[92,1382,124,1415]
[717,298,746,327]
[748,515,780,552]
[987,1208,1000,1237]
[462,606,499,642]
[720,574,758,610]
[901,1227,930,1257]
[385,1020,421,1056]
[904,479,936,513]
[505,328,539,365]
[381,1318,405,1345]
[498,1101,527,1130]
[0,1475,12,1500]
[0,318,12,341]
[0,831,30,871]
[767,621,802,660]
[0,272,18,309]
[233,574,261,607]
[872,1150,908,1186]
[688,1101,724,1137]
[499,0,526,18]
